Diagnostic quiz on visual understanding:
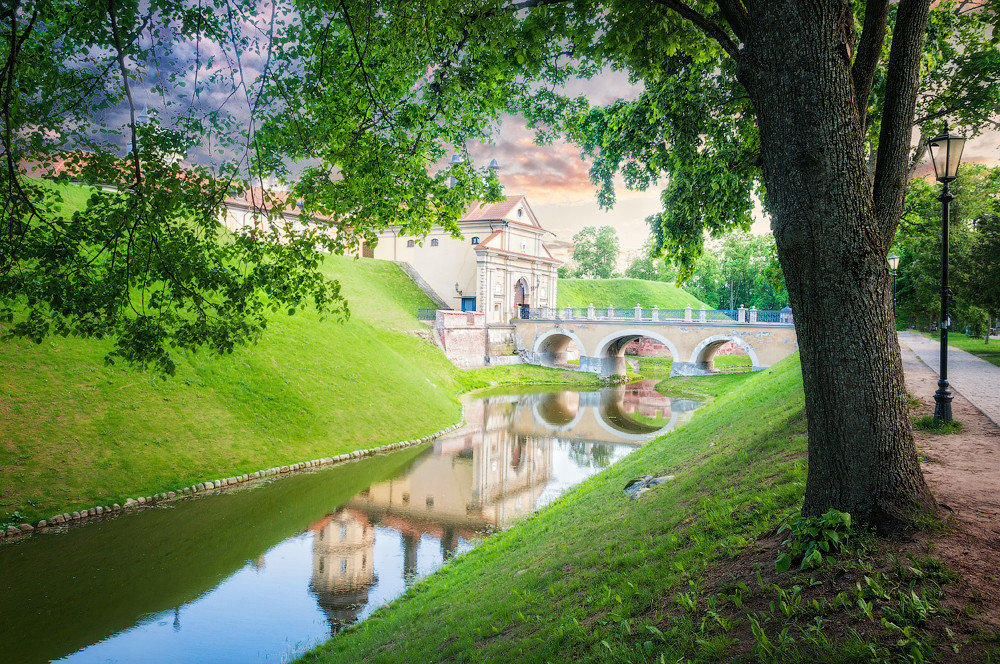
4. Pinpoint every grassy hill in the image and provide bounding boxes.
[557,278,709,310]
[299,356,806,663]
[0,185,594,524]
